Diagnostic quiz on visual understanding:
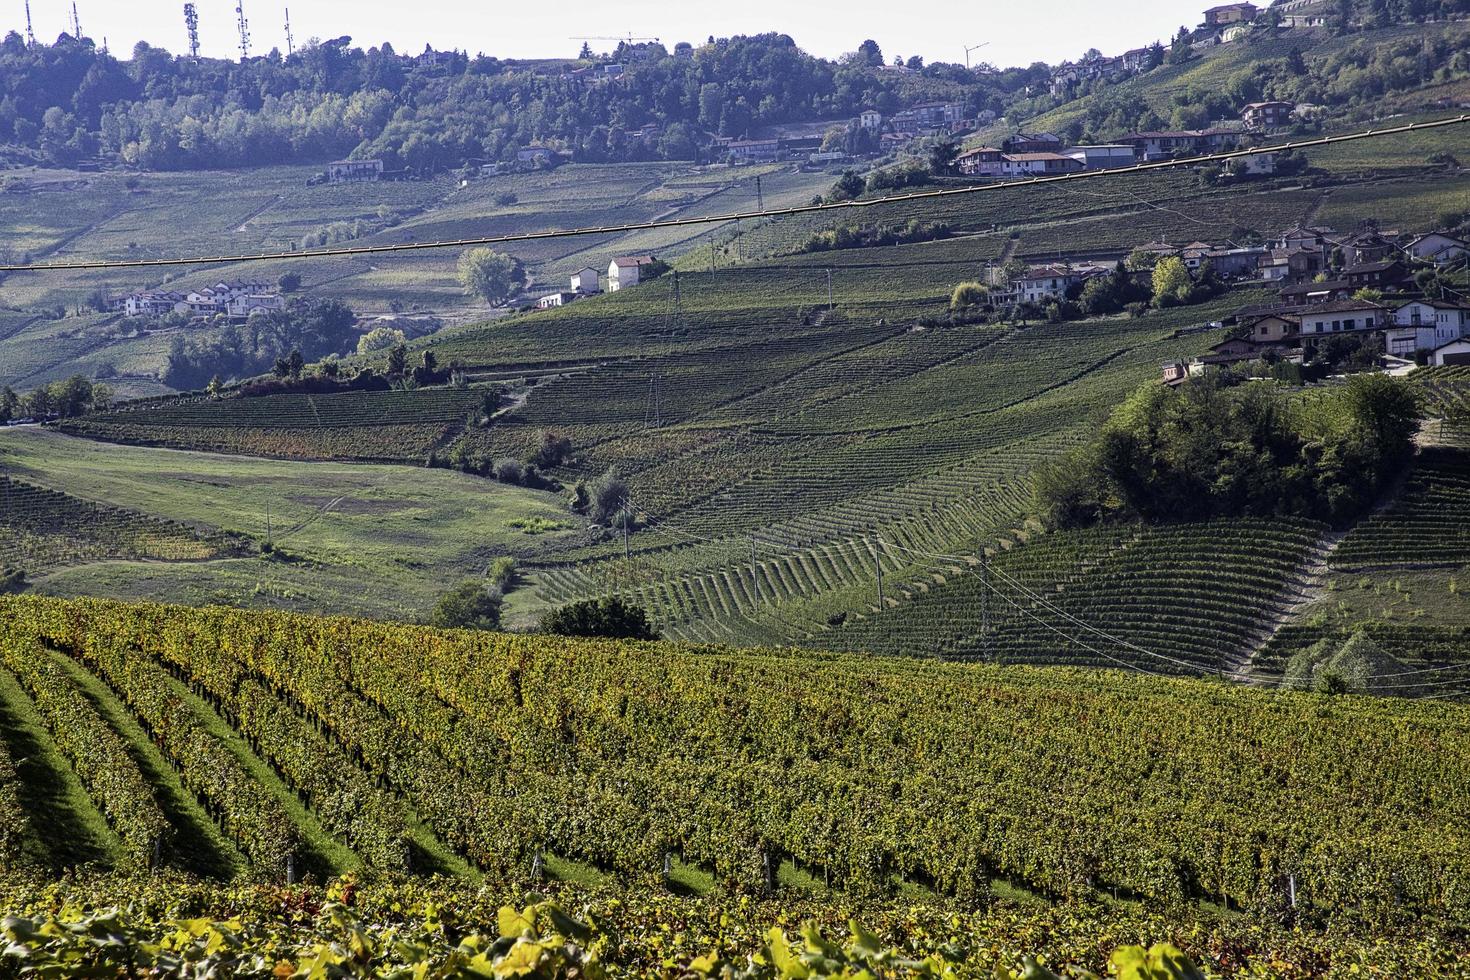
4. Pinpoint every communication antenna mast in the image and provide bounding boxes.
[70,2,82,38]
[183,3,200,59]
[235,0,251,60]
[23,0,35,47]
[284,7,294,56]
